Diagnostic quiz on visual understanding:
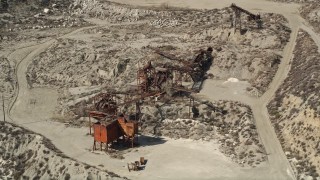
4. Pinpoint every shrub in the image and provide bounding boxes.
[65,173,71,180]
